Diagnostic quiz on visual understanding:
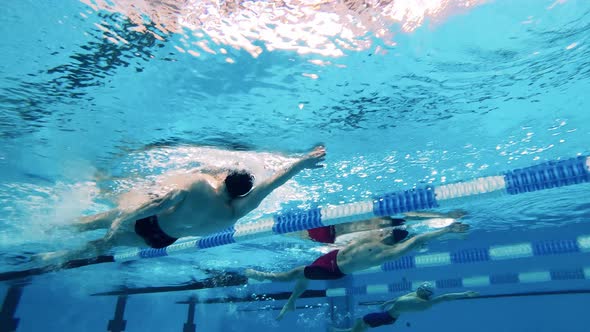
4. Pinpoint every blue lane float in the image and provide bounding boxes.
[375,235,590,273]
[113,155,590,262]
[326,265,590,297]
[504,156,590,195]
